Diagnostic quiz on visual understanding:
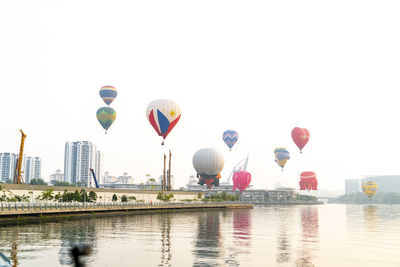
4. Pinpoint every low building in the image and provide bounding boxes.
[49,169,64,184]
